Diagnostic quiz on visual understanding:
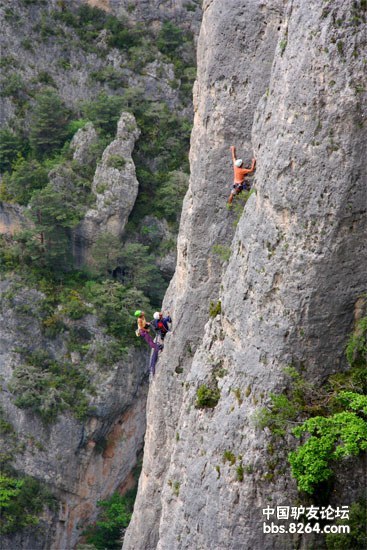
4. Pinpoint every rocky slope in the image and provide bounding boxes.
[124,1,366,549]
